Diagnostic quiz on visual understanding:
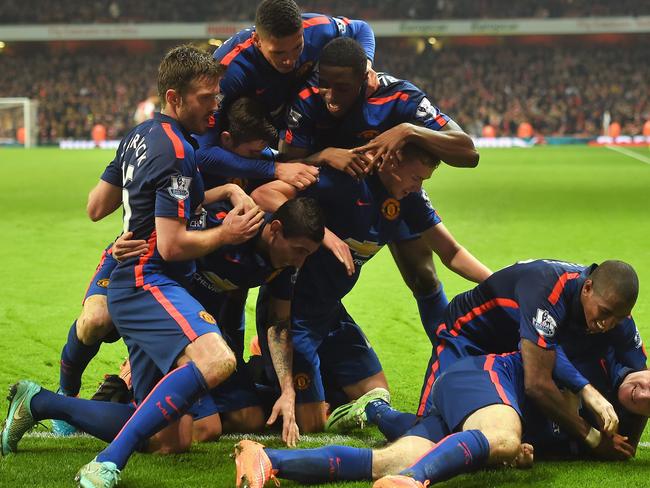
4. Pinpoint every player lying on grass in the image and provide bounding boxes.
[196,0,374,188]
[277,37,485,345]
[52,96,282,437]
[1,198,325,461]
[232,344,649,488]
[251,140,488,433]
[408,258,644,459]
